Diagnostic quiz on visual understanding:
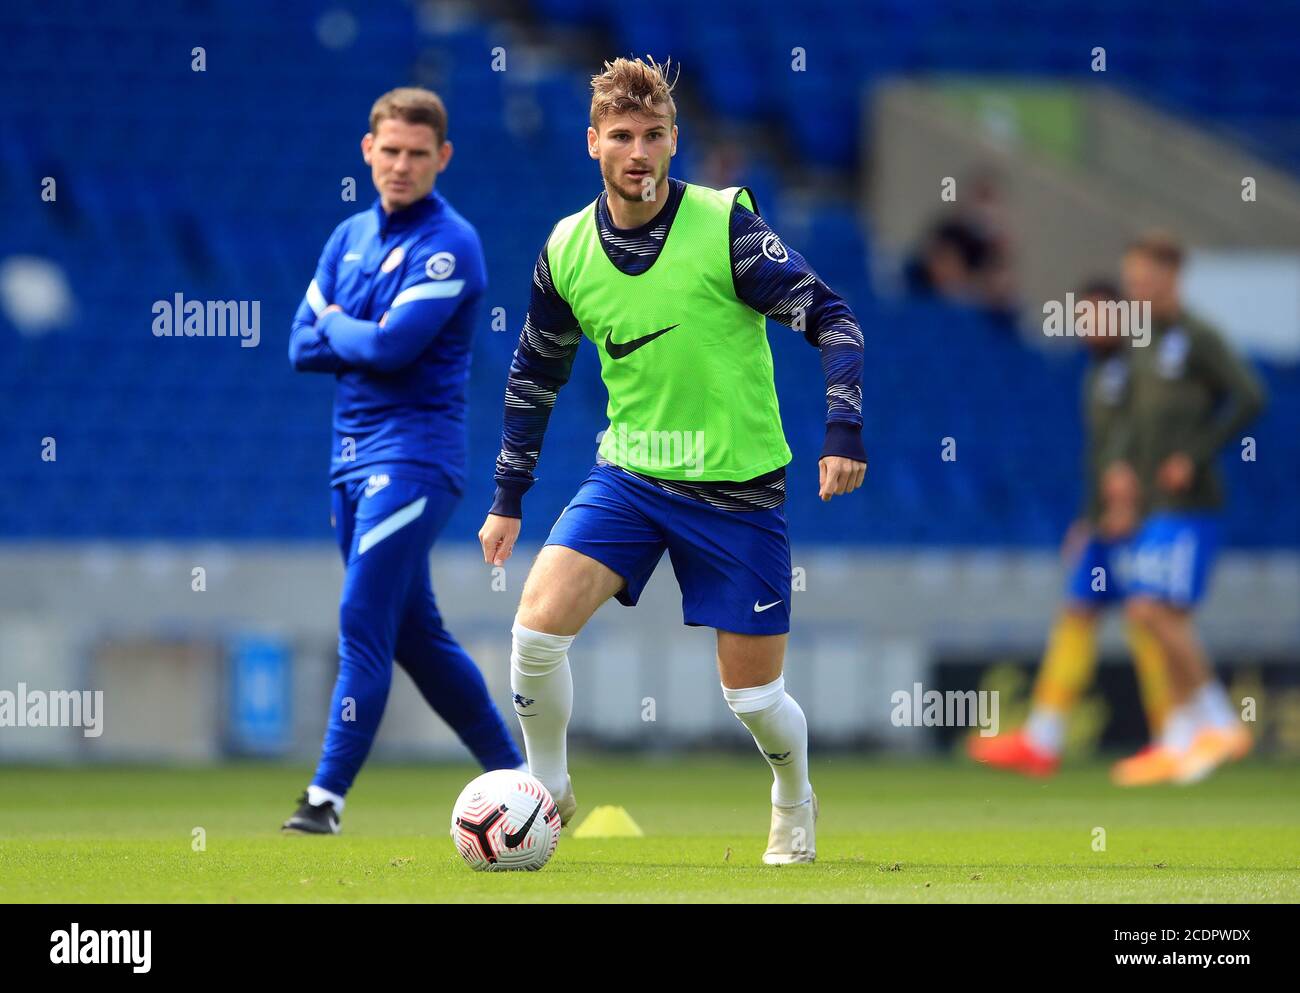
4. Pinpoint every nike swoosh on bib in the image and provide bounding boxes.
[603,324,678,359]
[503,797,545,848]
